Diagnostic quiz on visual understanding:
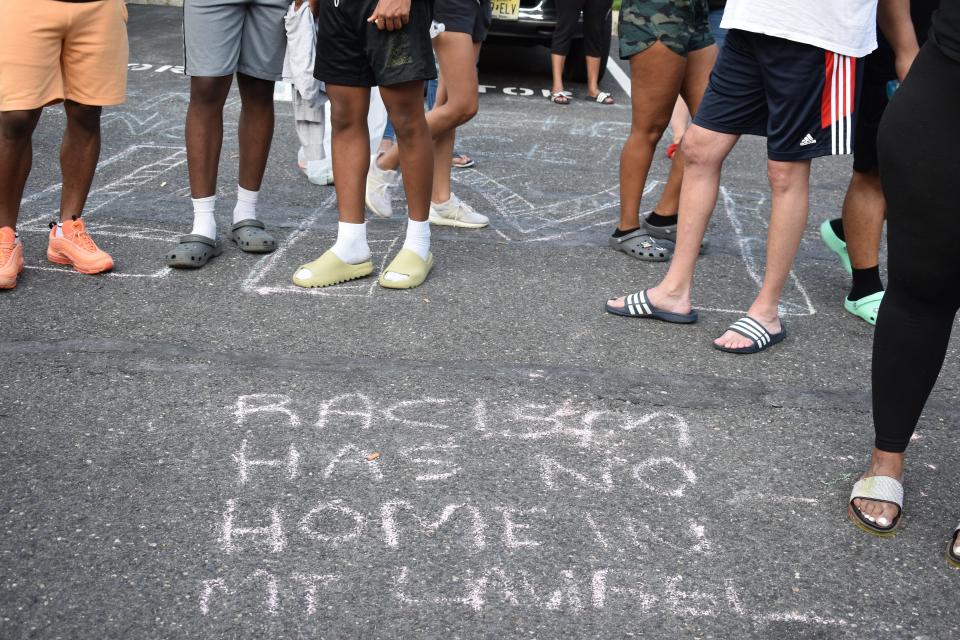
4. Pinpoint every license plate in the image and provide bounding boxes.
[491,0,520,20]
